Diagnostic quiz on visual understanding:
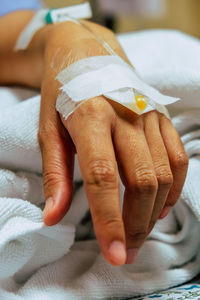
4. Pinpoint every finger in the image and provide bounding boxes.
[159,114,189,208]
[144,111,173,223]
[64,98,126,266]
[39,128,75,225]
[39,80,75,226]
[113,115,158,264]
